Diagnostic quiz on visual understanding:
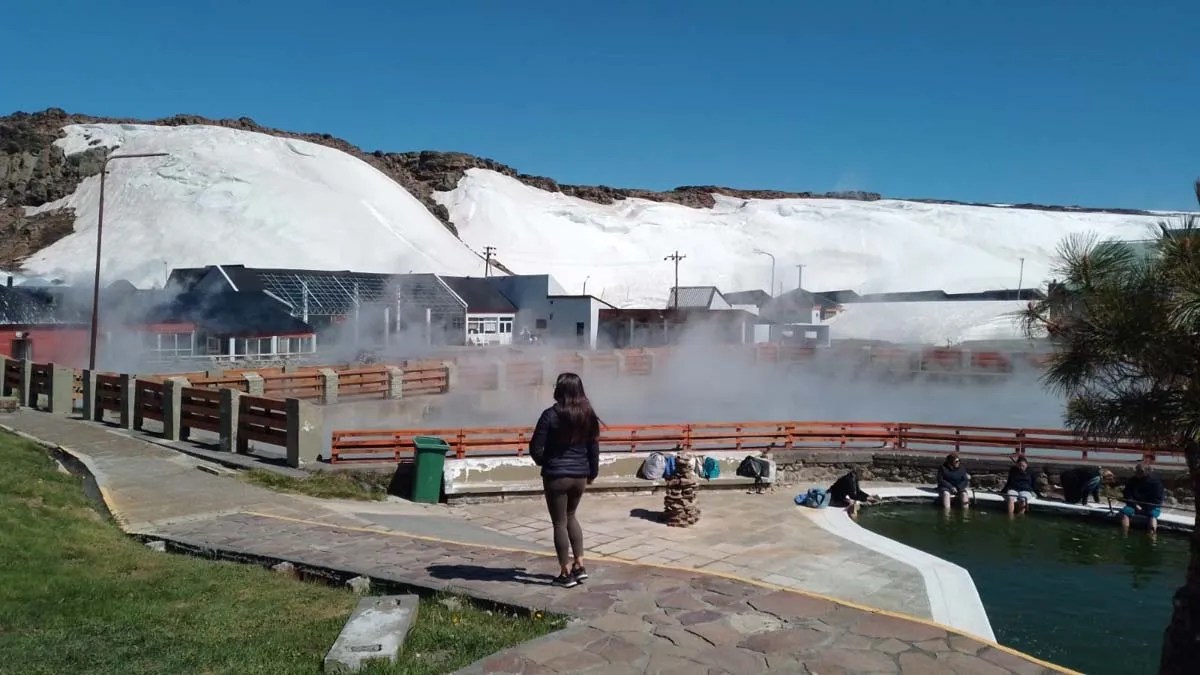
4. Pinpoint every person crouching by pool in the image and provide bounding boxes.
[1060,466,1115,506]
[936,453,971,509]
[528,372,601,588]
[828,468,879,517]
[1120,463,1165,534]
